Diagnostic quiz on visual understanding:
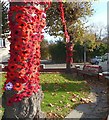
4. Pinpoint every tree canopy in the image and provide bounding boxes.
[46,2,93,43]
[1,1,9,34]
